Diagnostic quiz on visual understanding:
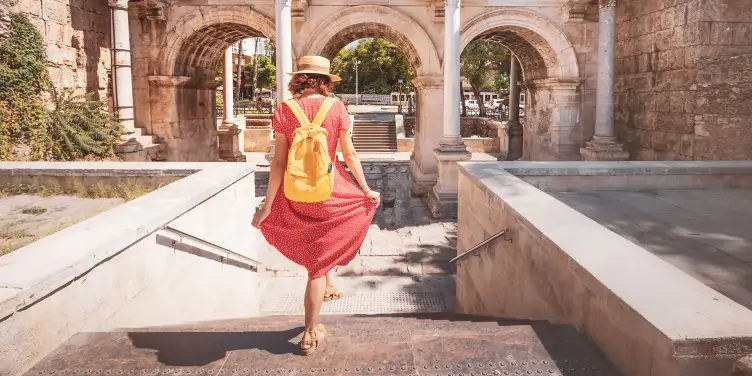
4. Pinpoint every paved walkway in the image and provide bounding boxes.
[260,217,457,278]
